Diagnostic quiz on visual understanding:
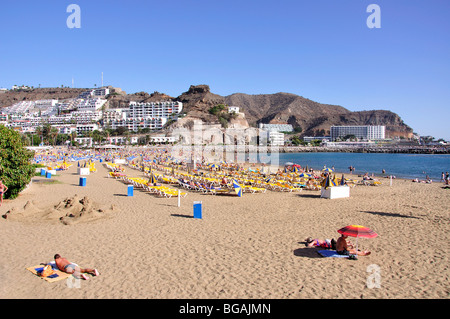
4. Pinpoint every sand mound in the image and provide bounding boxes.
[2,195,117,225]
